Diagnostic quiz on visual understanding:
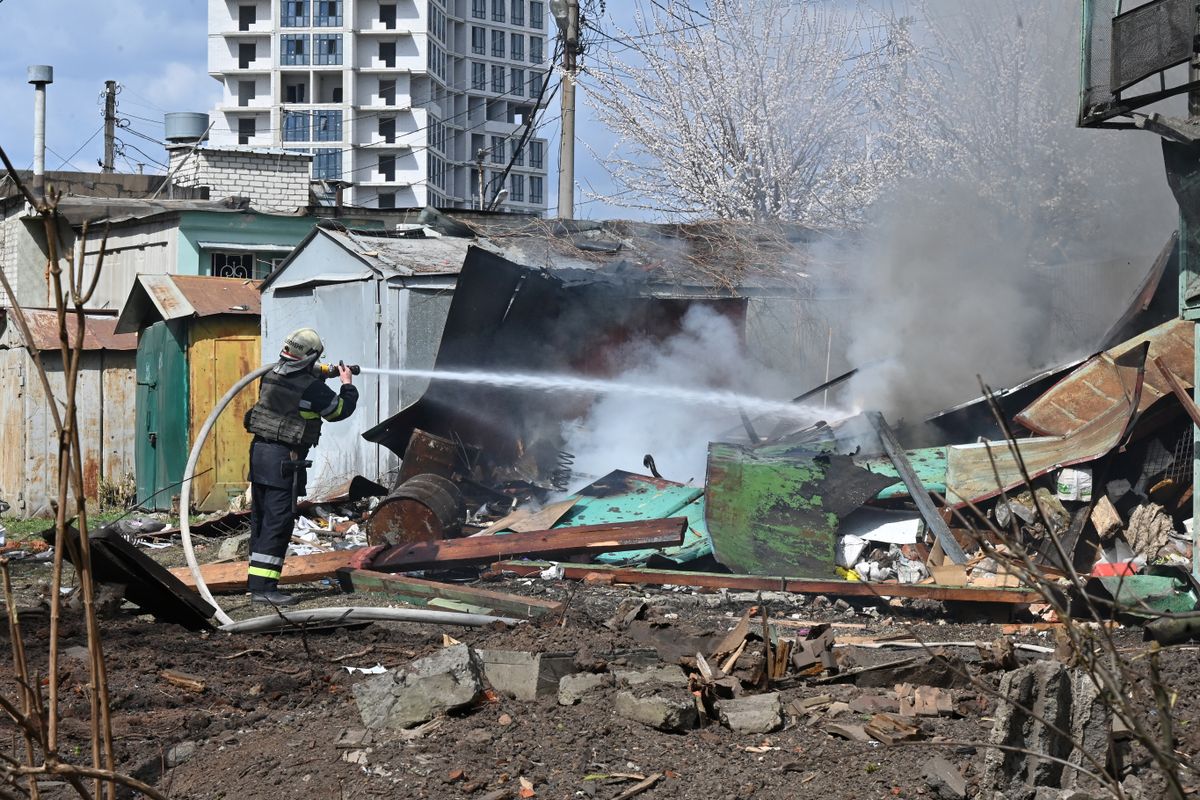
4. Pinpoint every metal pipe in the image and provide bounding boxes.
[27,65,53,199]
[179,363,274,626]
[220,606,520,634]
